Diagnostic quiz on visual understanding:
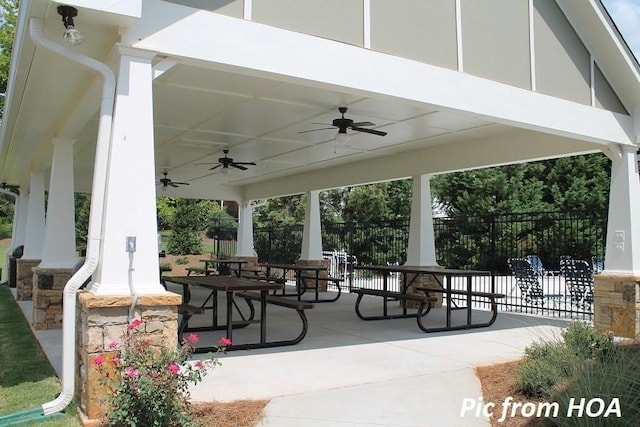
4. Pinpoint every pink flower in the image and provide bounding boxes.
[194,360,204,369]
[186,333,199,344]
[107,341,118,349]
[168,363,180,374]
[124,367,140,378]
[127,318,143,330]
[92,355,104,366]
[218,337,232,347]
[112,357,121,366]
